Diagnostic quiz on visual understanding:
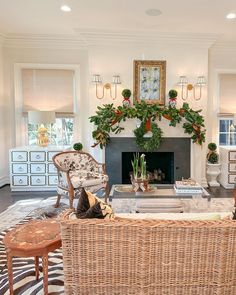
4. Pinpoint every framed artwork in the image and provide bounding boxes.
[133,60,166,105]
